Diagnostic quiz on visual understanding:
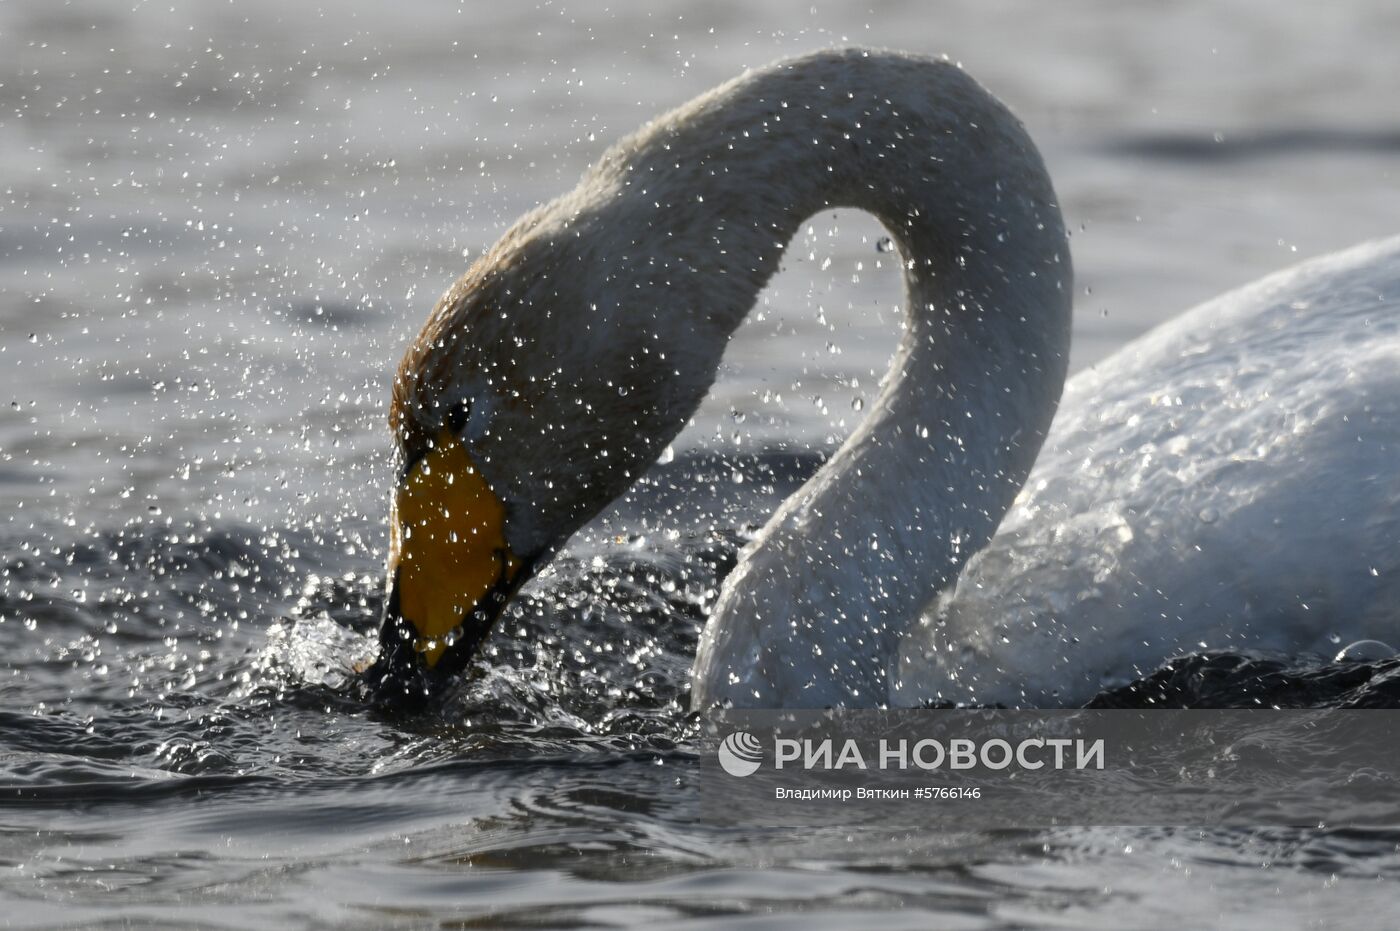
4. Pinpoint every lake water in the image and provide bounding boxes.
[2,1,1400,926]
